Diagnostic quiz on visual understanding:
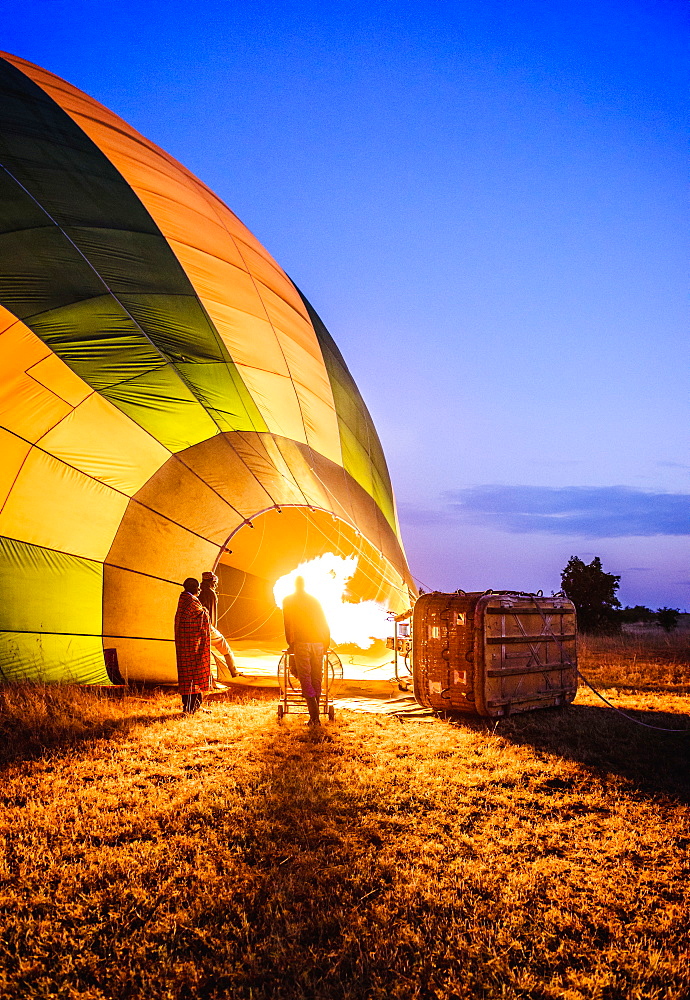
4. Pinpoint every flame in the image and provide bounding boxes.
[273,553,390,649]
